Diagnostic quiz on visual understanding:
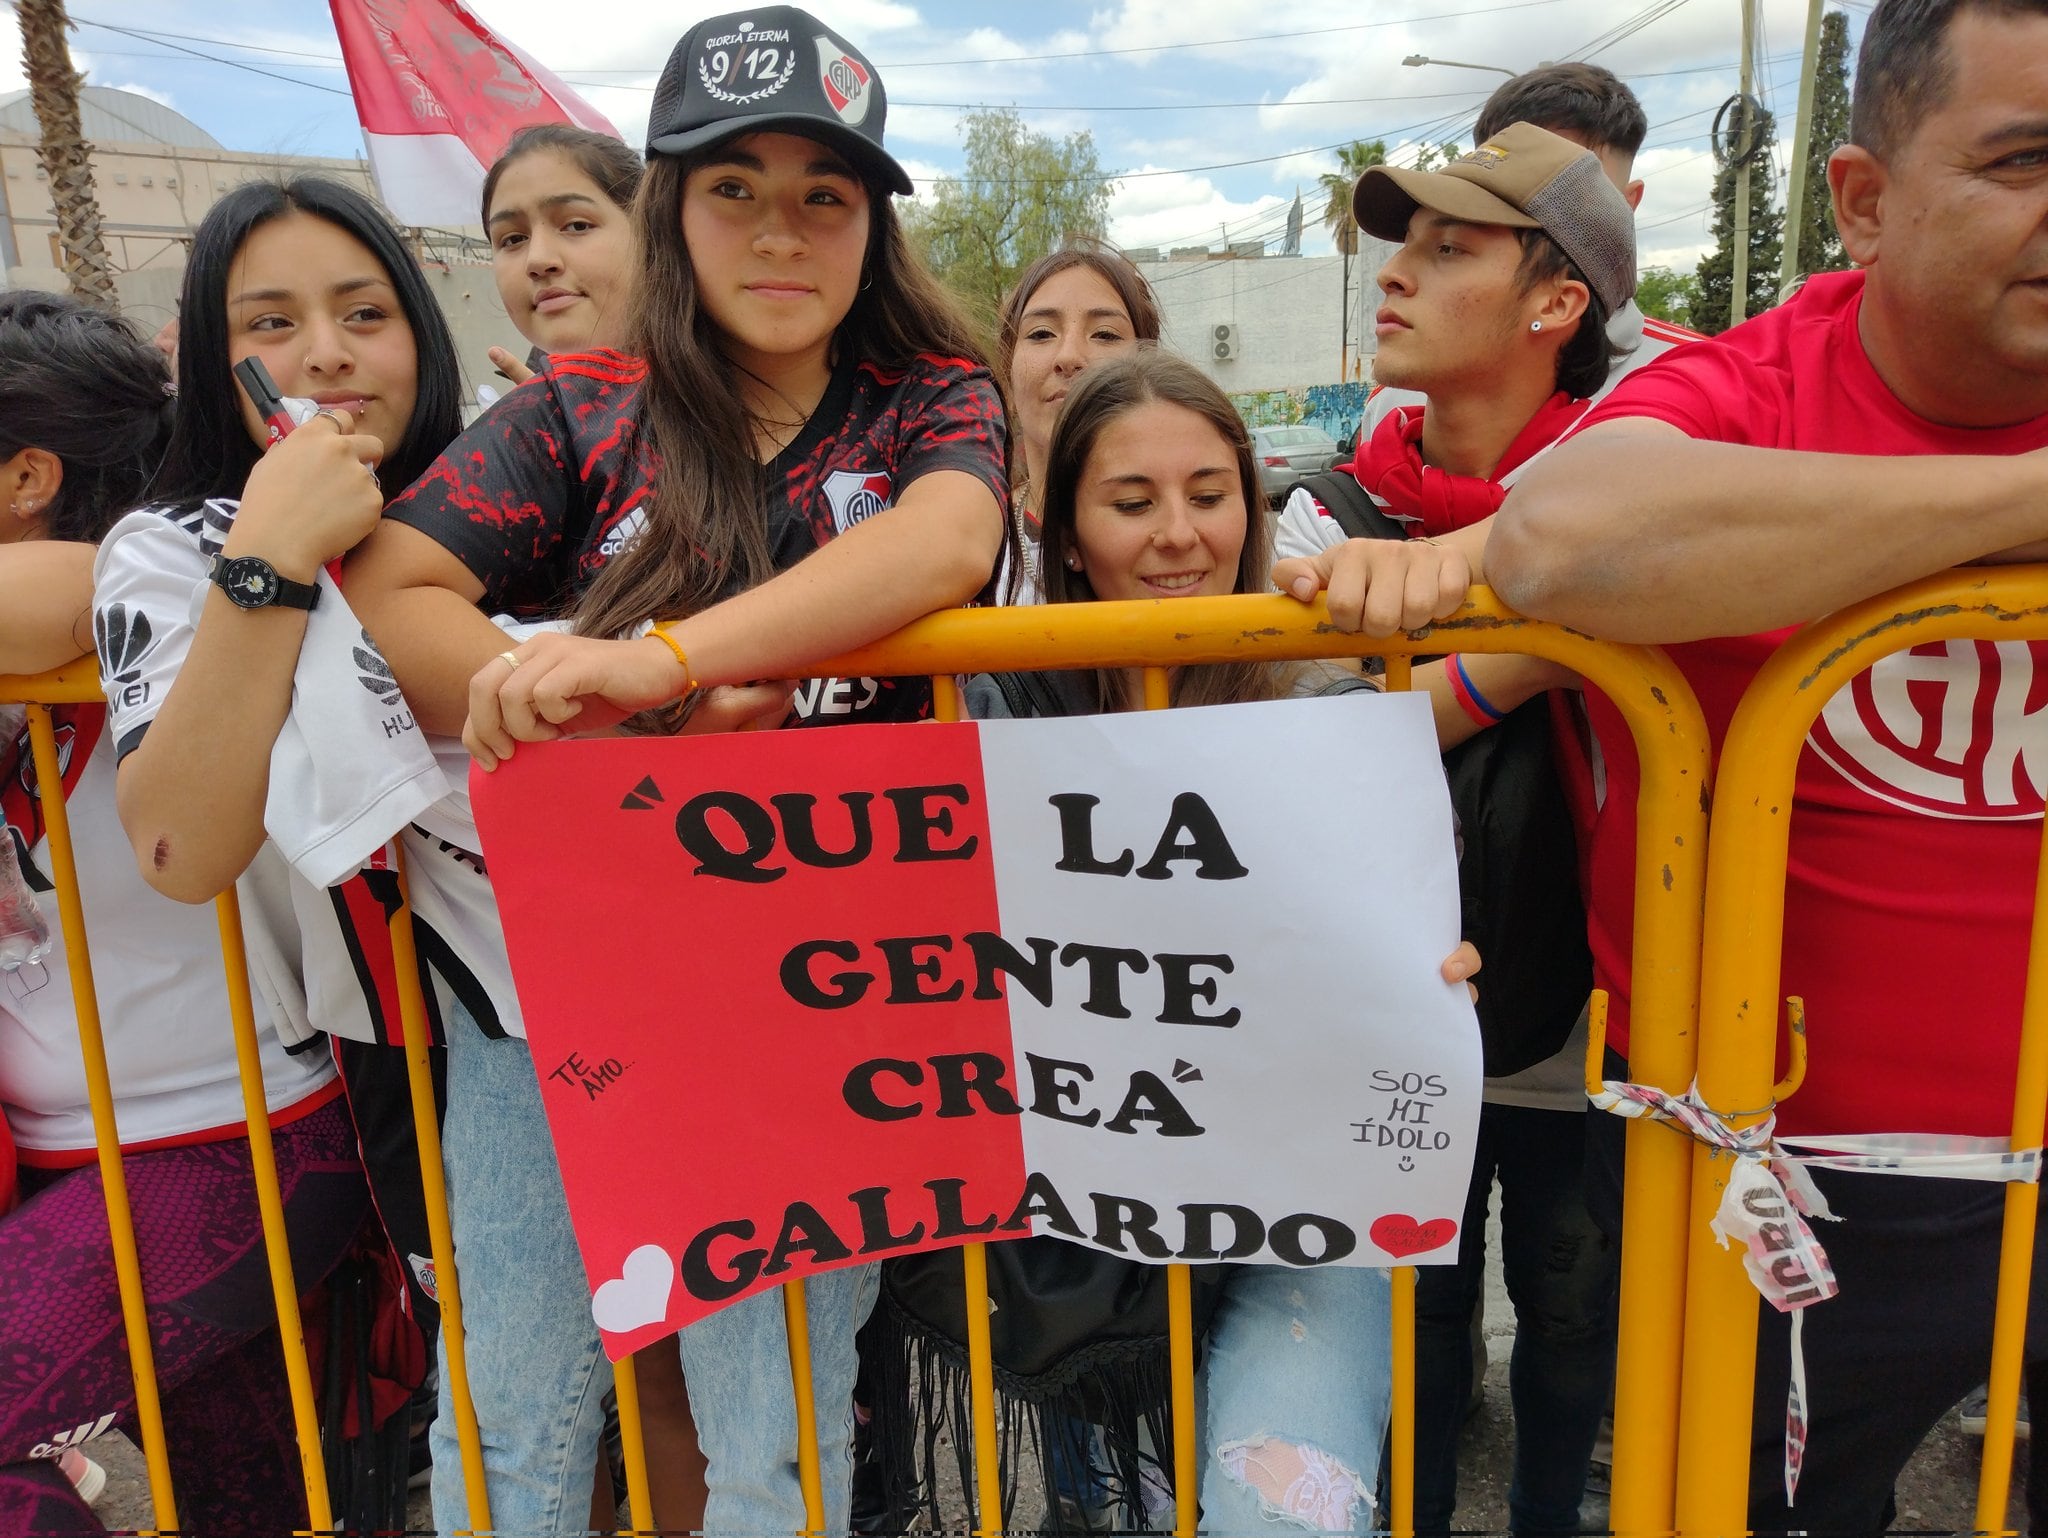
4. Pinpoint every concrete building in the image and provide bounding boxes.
[1134,238,1398,397]
[1,86,523,395]
[1134,237,1397,446]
